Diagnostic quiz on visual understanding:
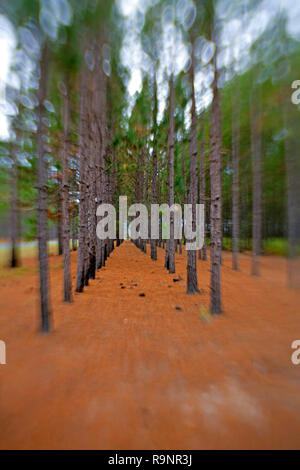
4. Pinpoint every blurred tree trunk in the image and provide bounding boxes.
[232,82,240,270]
[95,47,107,270]
[10,141,20,268]
[106,76,115,257]
[182,144,188,249]
[70,157,78,252]
[134,149,144,249]
[56,182,63,256]
[187,45,199,293]
[151,66,158,261]
[61,82,72,301]
[250,85,262,277]
[37,43,51,331]
[110,138,117,254]
[199,113,207,261]
[88,74,97,280]
[210,49,222,314]
[139,149,146,253]
[76,69,89,292]
[182,144,188,207]
[165,74,175,273]
[57,213,63,255]
[141,152,146,253]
